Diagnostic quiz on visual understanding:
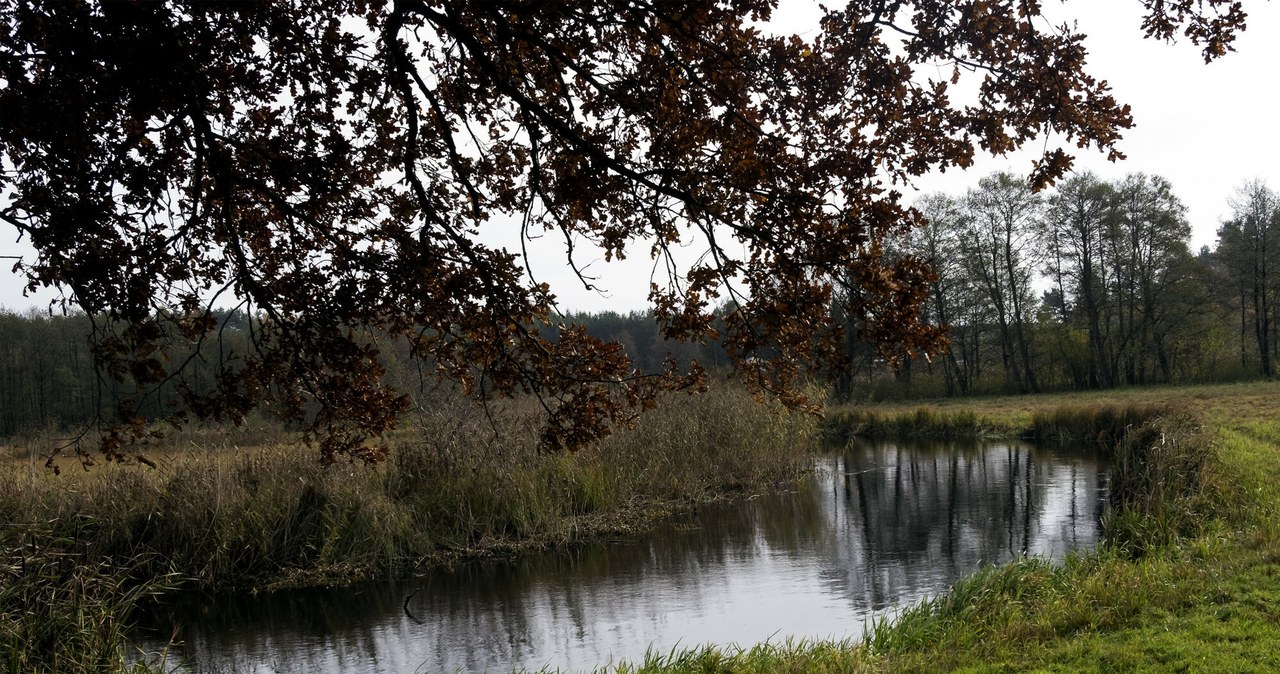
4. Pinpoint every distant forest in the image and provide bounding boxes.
[878,172,1279,398]
[1,171,1277,436]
